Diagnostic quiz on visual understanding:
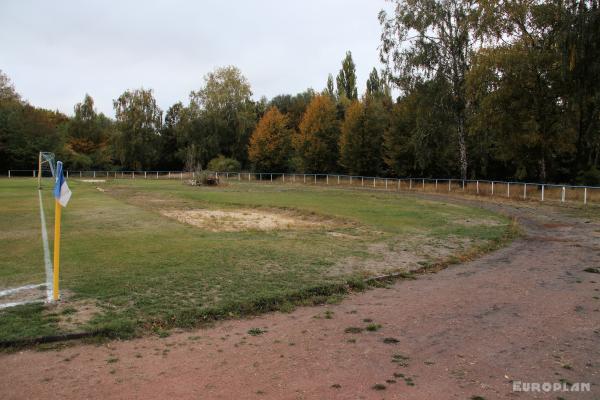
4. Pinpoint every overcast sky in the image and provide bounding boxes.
[0,0,391,116]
